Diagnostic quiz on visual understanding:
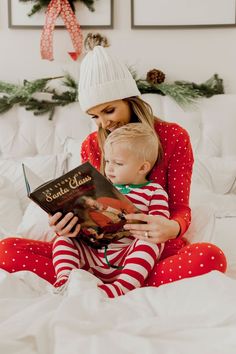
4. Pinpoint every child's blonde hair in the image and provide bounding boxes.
[98,97,162,174]
[104,122,160,170]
